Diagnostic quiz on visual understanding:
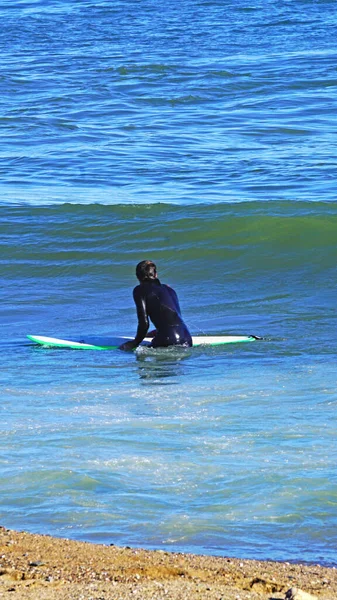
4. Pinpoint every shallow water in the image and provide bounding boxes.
[1,0,337,566]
